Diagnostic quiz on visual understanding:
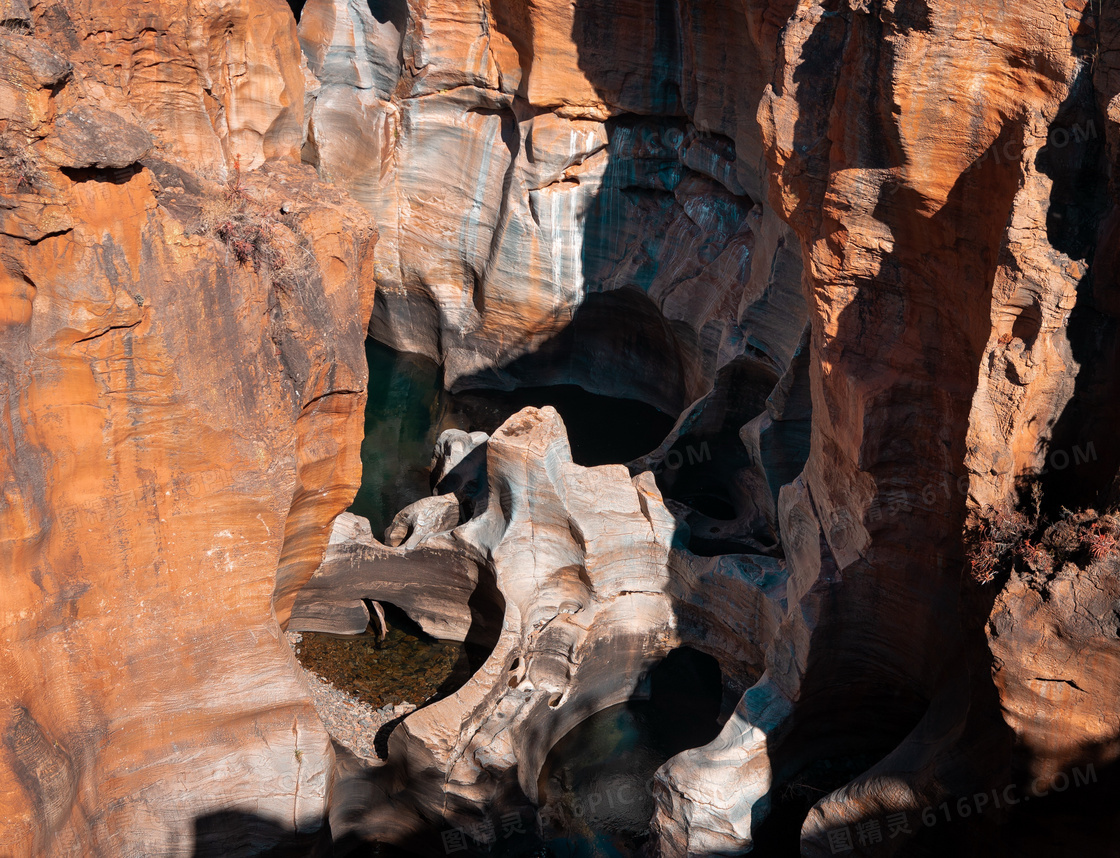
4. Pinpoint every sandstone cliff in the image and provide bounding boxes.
[2,0,1119,856]
[1,0,375,852]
